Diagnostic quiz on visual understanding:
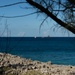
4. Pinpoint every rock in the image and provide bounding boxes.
[43,65,46,68]
[0,52,75,75]
[34,66,38,69]
[46,61,52,65]
[33,61,41,65]
[69,72,75,75]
